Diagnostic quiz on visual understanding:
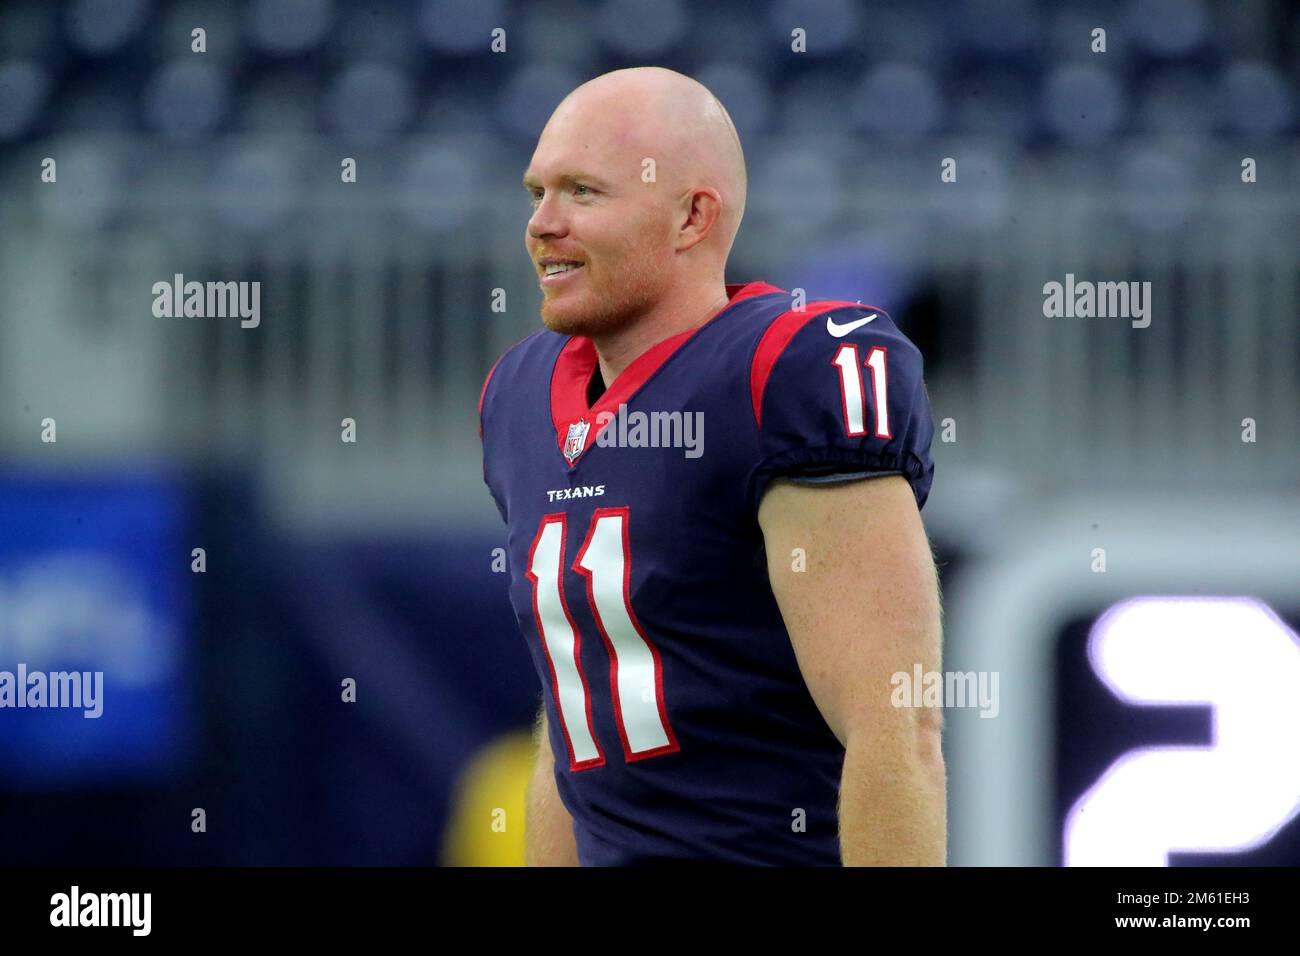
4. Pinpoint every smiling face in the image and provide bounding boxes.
[523,69,748,342]
[523,99,677,338]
